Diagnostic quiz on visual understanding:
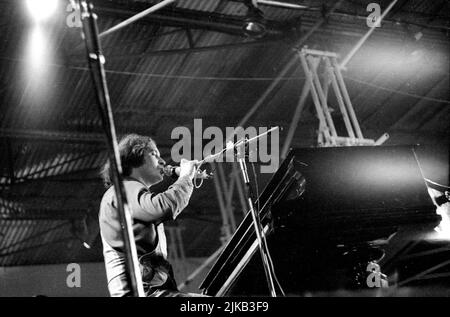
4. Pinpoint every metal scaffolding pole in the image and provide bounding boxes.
[99,0,177,38]
[306,55,338,138]
[78,0,144,297]
[299,51,332,144]
[288,48,385,147]
[256,0,310,10]
[324,58,356,139]
[331,57,364,139]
